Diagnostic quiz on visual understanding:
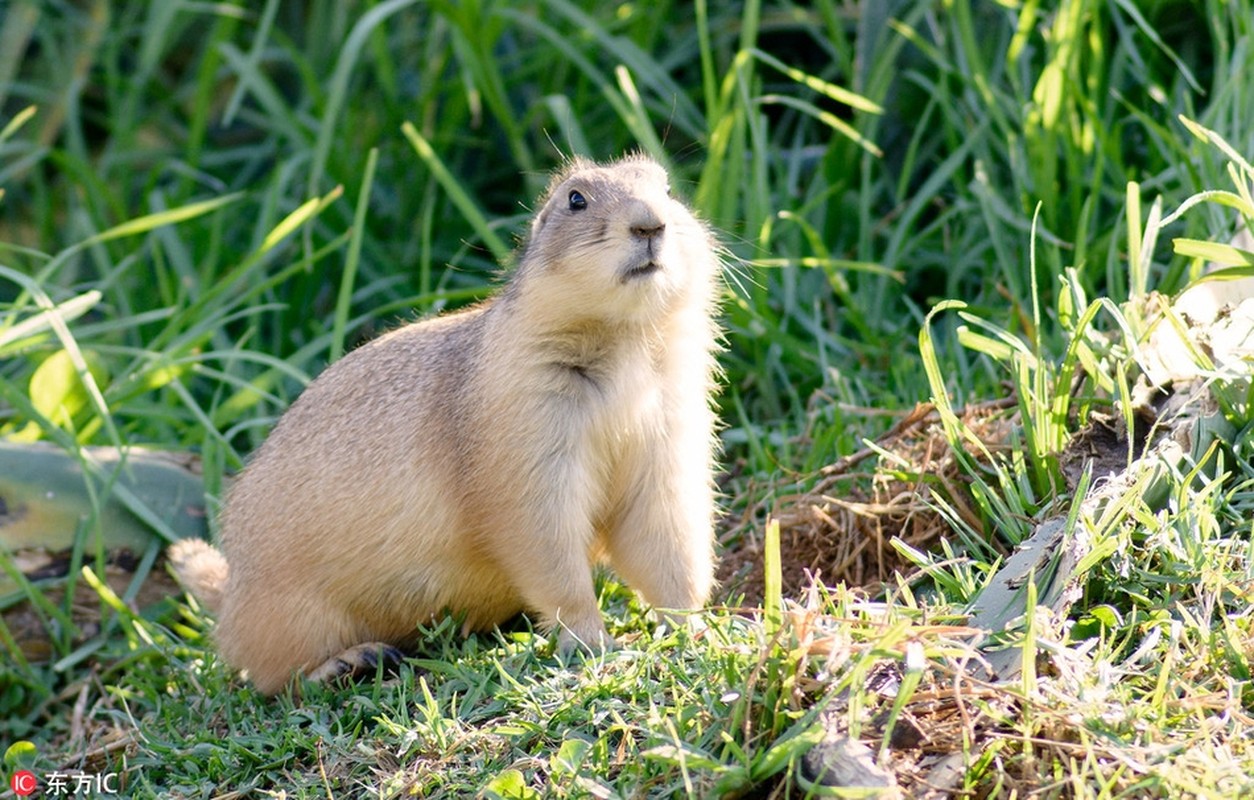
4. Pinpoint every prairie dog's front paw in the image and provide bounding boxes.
[651,608,708,640]
[555,621,617,656]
